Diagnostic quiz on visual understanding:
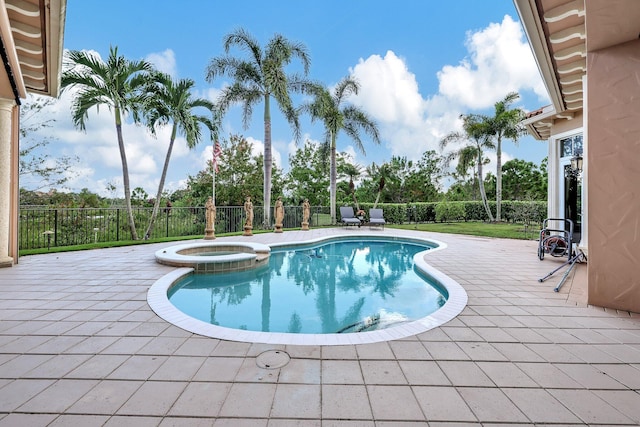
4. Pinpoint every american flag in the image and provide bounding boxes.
[212,141,222,173]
